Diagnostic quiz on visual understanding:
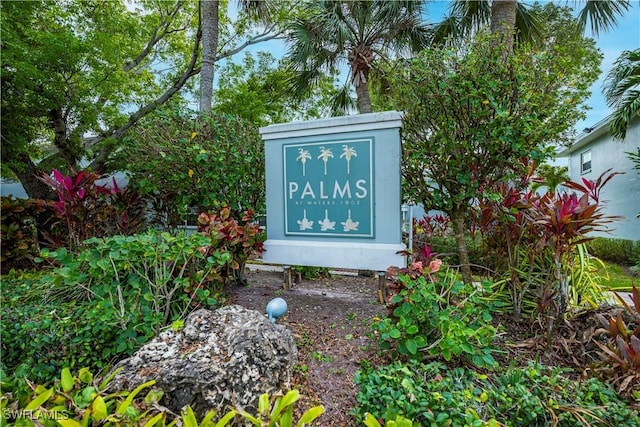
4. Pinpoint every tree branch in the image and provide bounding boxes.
[87,18,283,169]
[86,25,203,169]
[217,25,285,60]
[122,1,186,72]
